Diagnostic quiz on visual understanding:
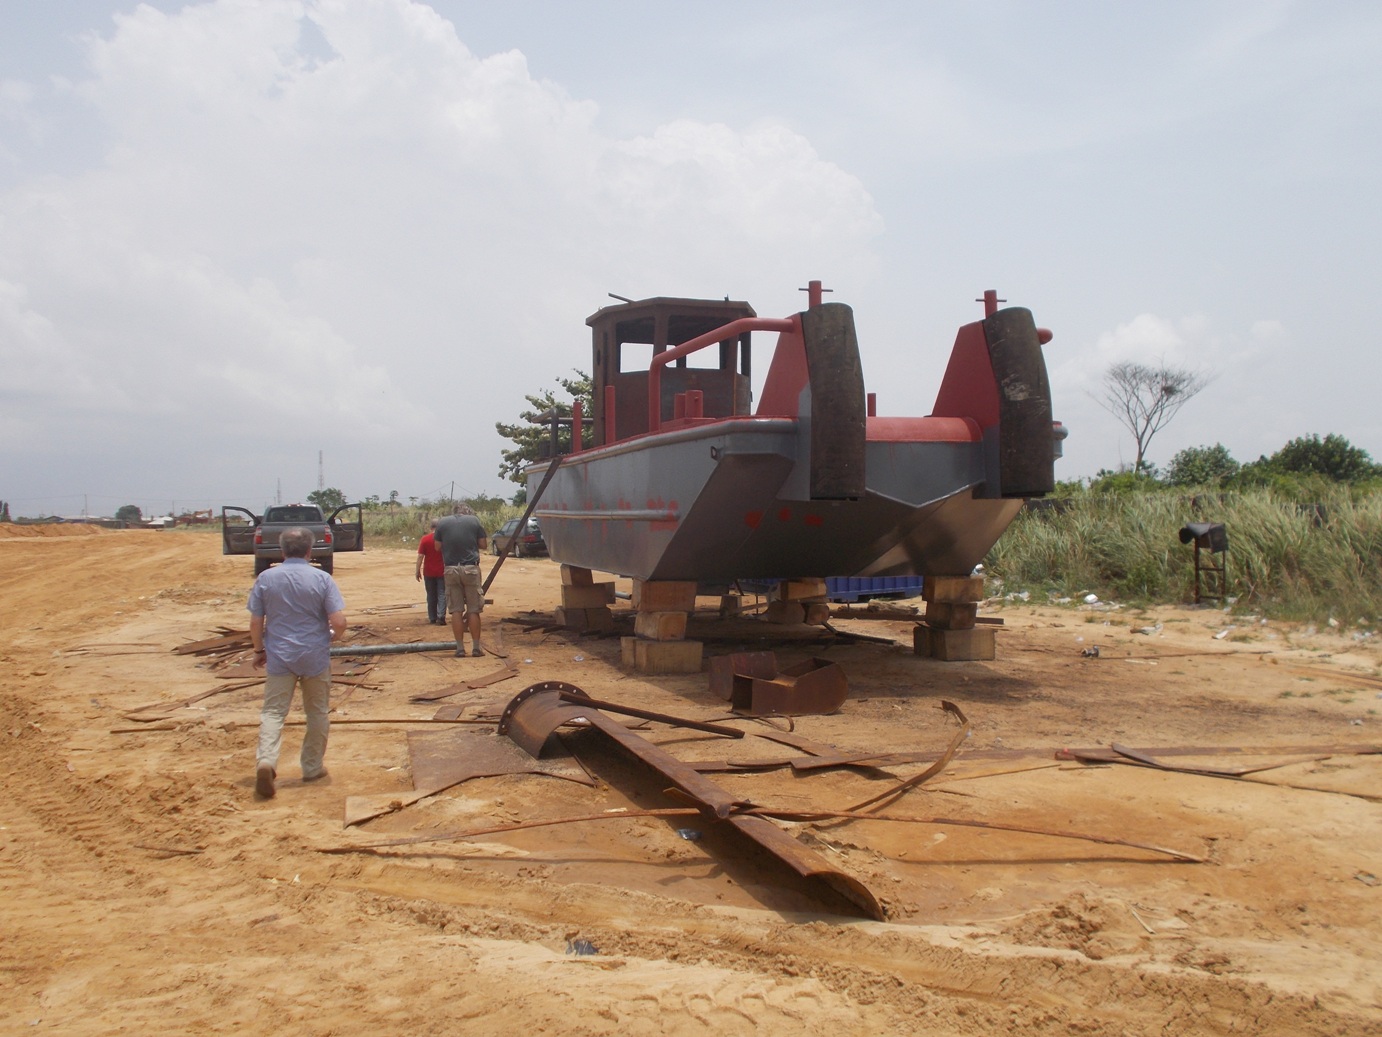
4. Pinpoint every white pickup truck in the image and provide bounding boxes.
[221,502,364,575]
